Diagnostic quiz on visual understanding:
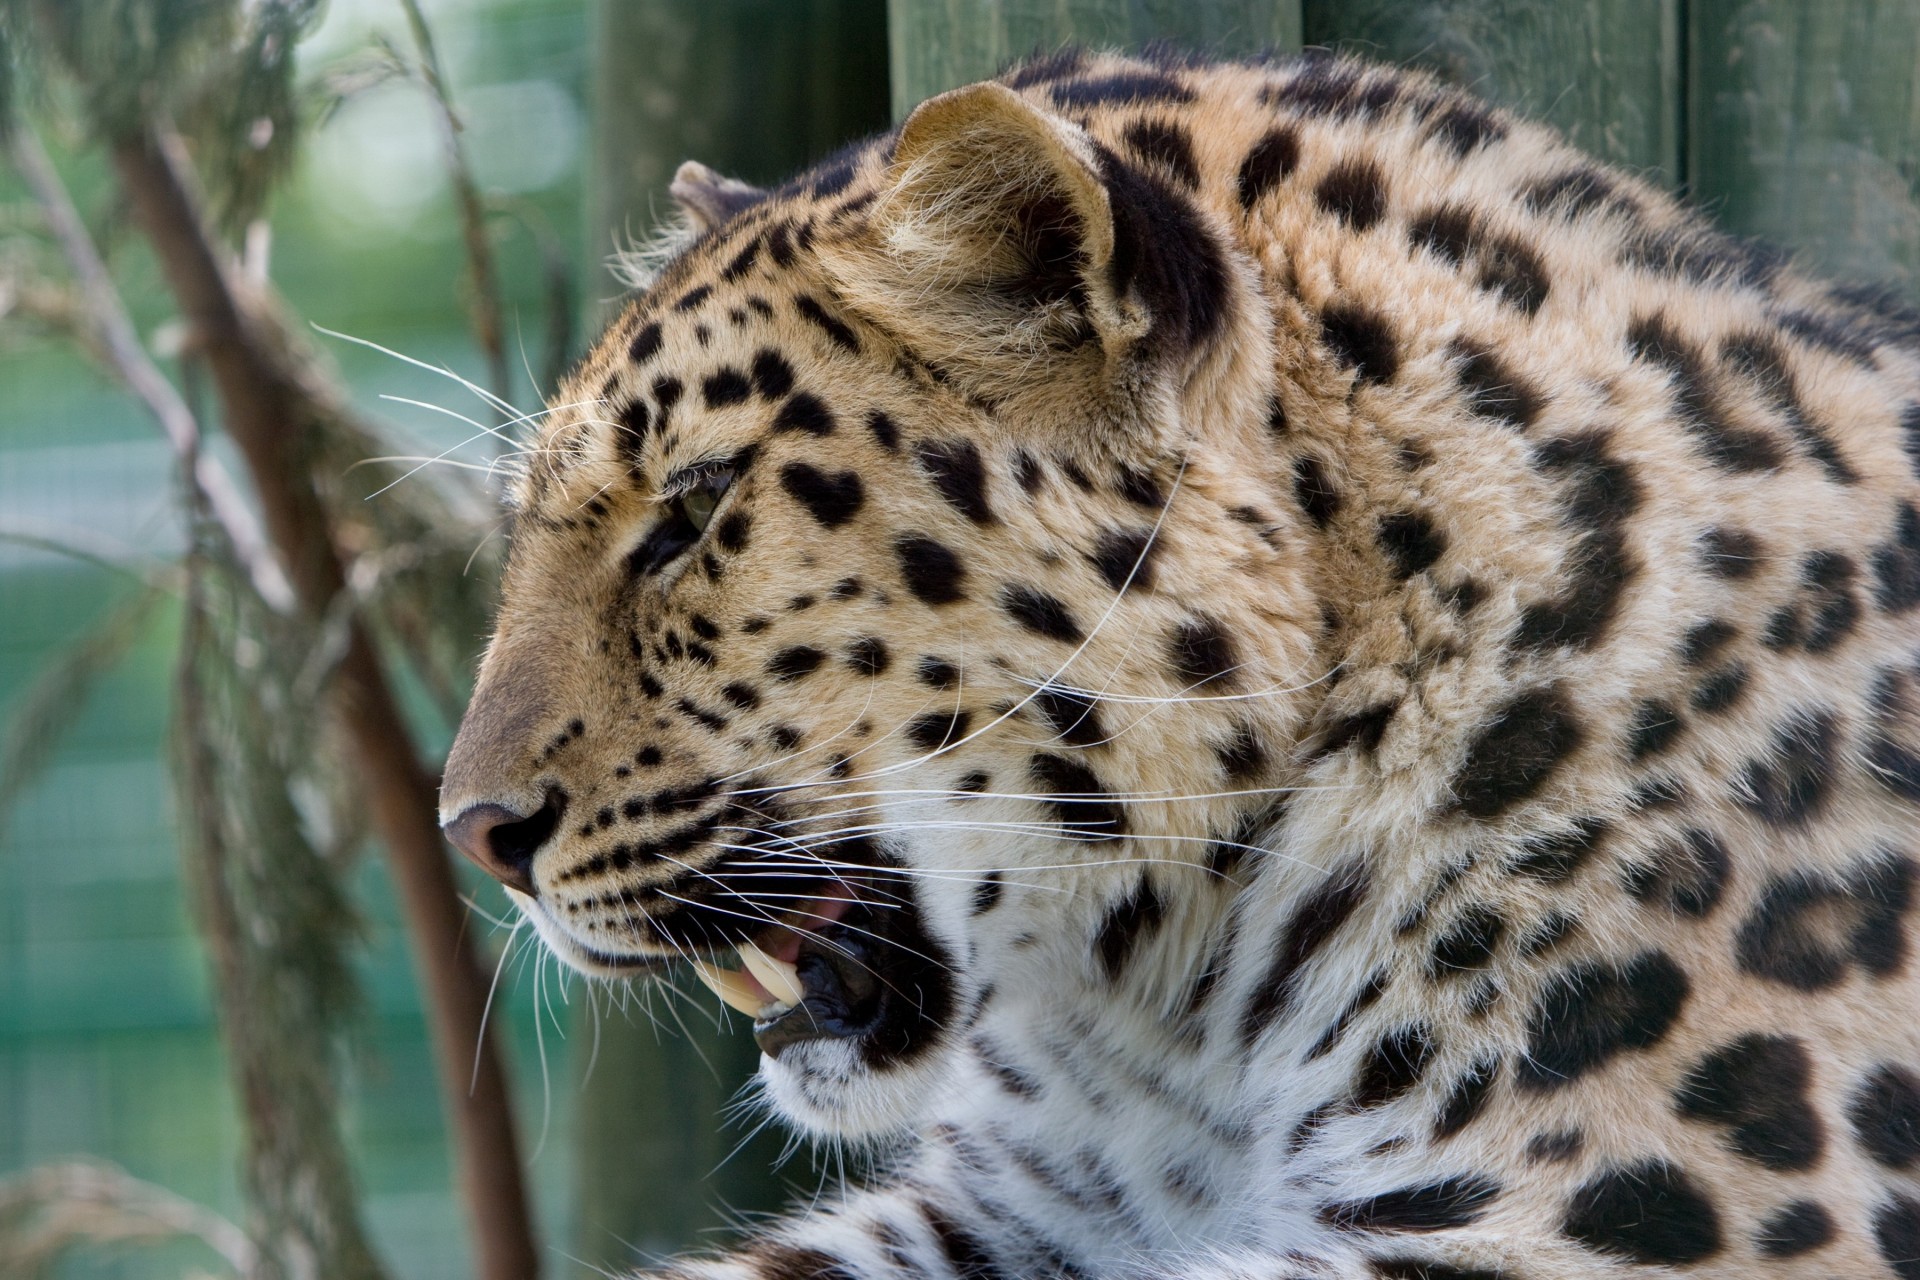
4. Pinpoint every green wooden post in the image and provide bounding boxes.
[887,1,1303,118]
[1302,0,1683,183]
[577,0,887,1263]
[1690,0,1920,293]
